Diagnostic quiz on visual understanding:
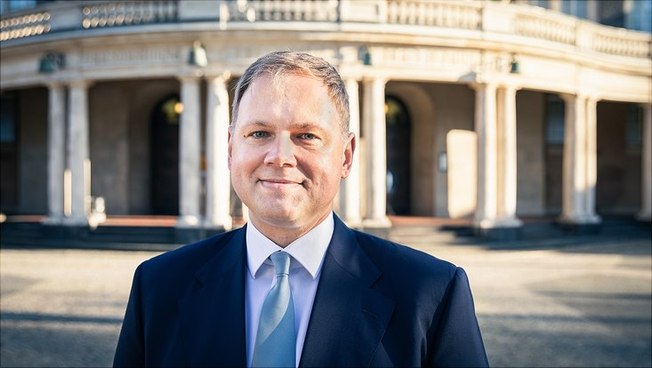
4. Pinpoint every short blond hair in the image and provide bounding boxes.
[231,51,350,133]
